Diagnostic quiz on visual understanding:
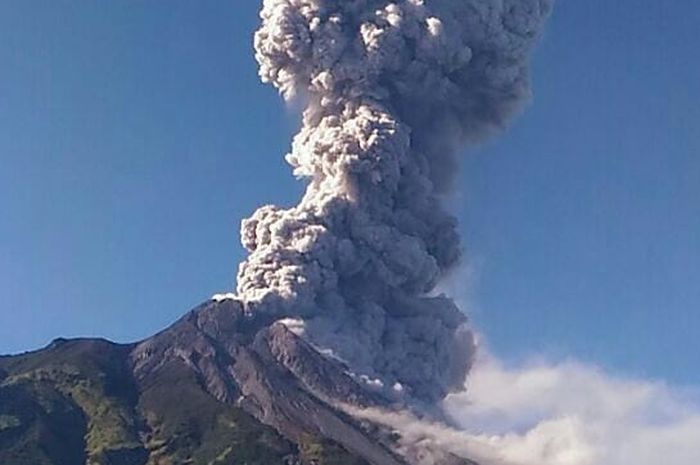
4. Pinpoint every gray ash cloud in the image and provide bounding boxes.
[234,0,552,402]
